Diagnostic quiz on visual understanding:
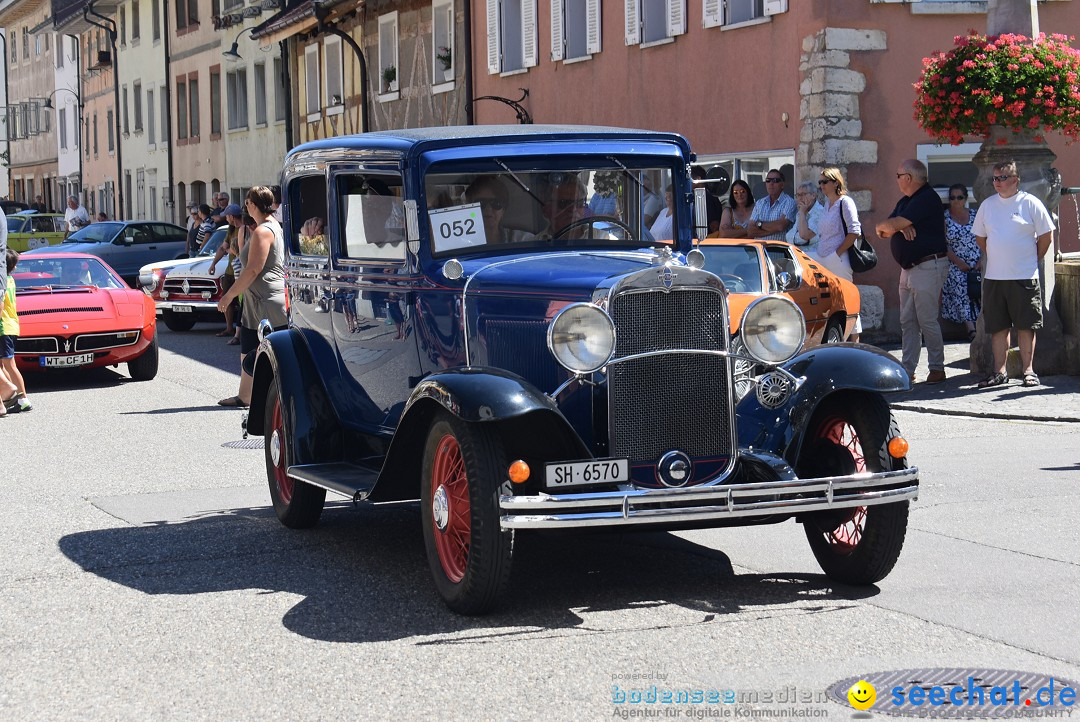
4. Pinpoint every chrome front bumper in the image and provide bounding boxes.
[155,300,220,312]
[499,467,918,529]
